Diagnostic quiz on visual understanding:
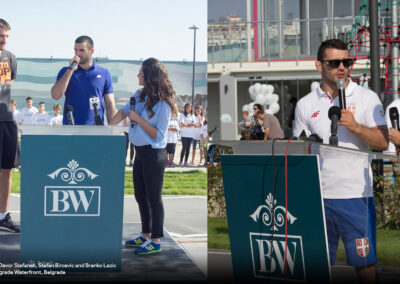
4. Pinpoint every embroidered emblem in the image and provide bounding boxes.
[356,238,369,257]
[348,105,356,114]
[311,111,320,118]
